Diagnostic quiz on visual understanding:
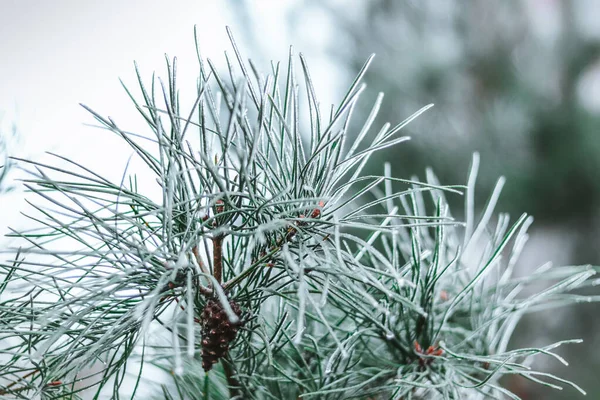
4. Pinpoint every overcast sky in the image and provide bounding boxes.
[1,1,261,159]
